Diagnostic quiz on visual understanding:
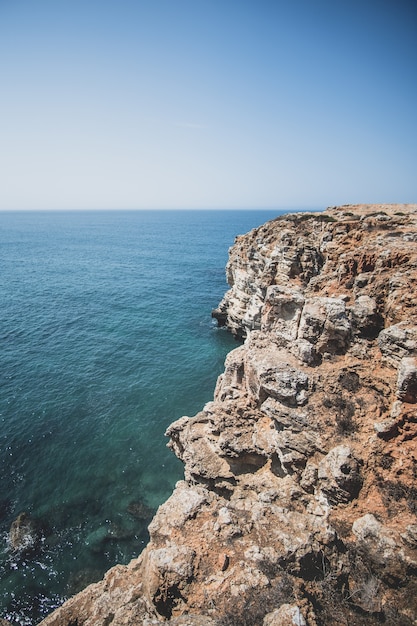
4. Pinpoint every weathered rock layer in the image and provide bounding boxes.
[40,204,417,626]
